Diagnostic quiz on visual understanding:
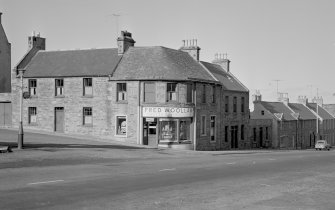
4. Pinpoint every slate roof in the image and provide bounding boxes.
[288,103,316,120]
[259,101,296,121]
[200,61,248,92]
[111,46,216,82]
[24,48,121,77]
[307,103,334,120]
